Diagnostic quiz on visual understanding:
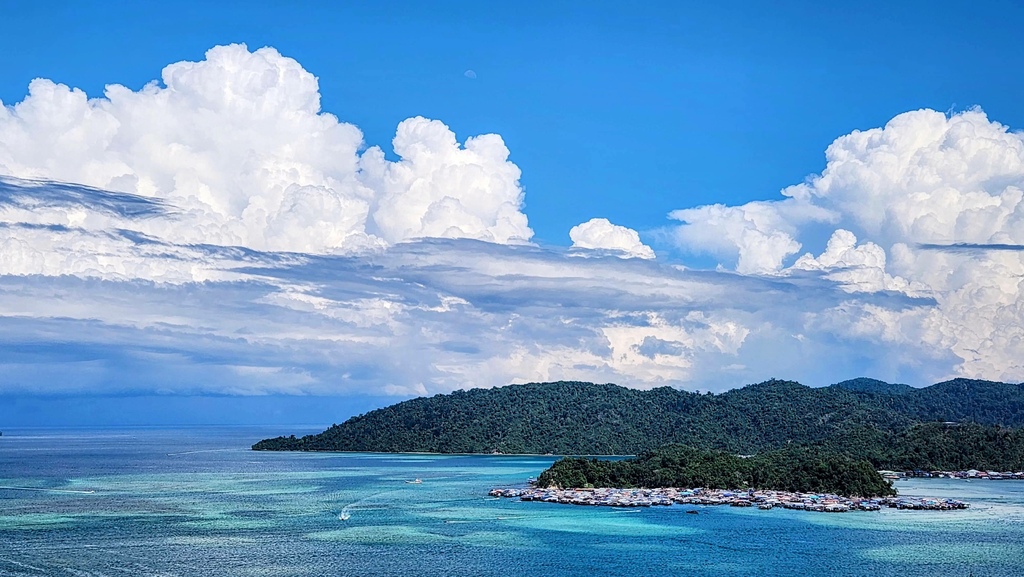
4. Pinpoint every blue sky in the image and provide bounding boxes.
[1,1,1024,426]
[6,0,1024,246]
